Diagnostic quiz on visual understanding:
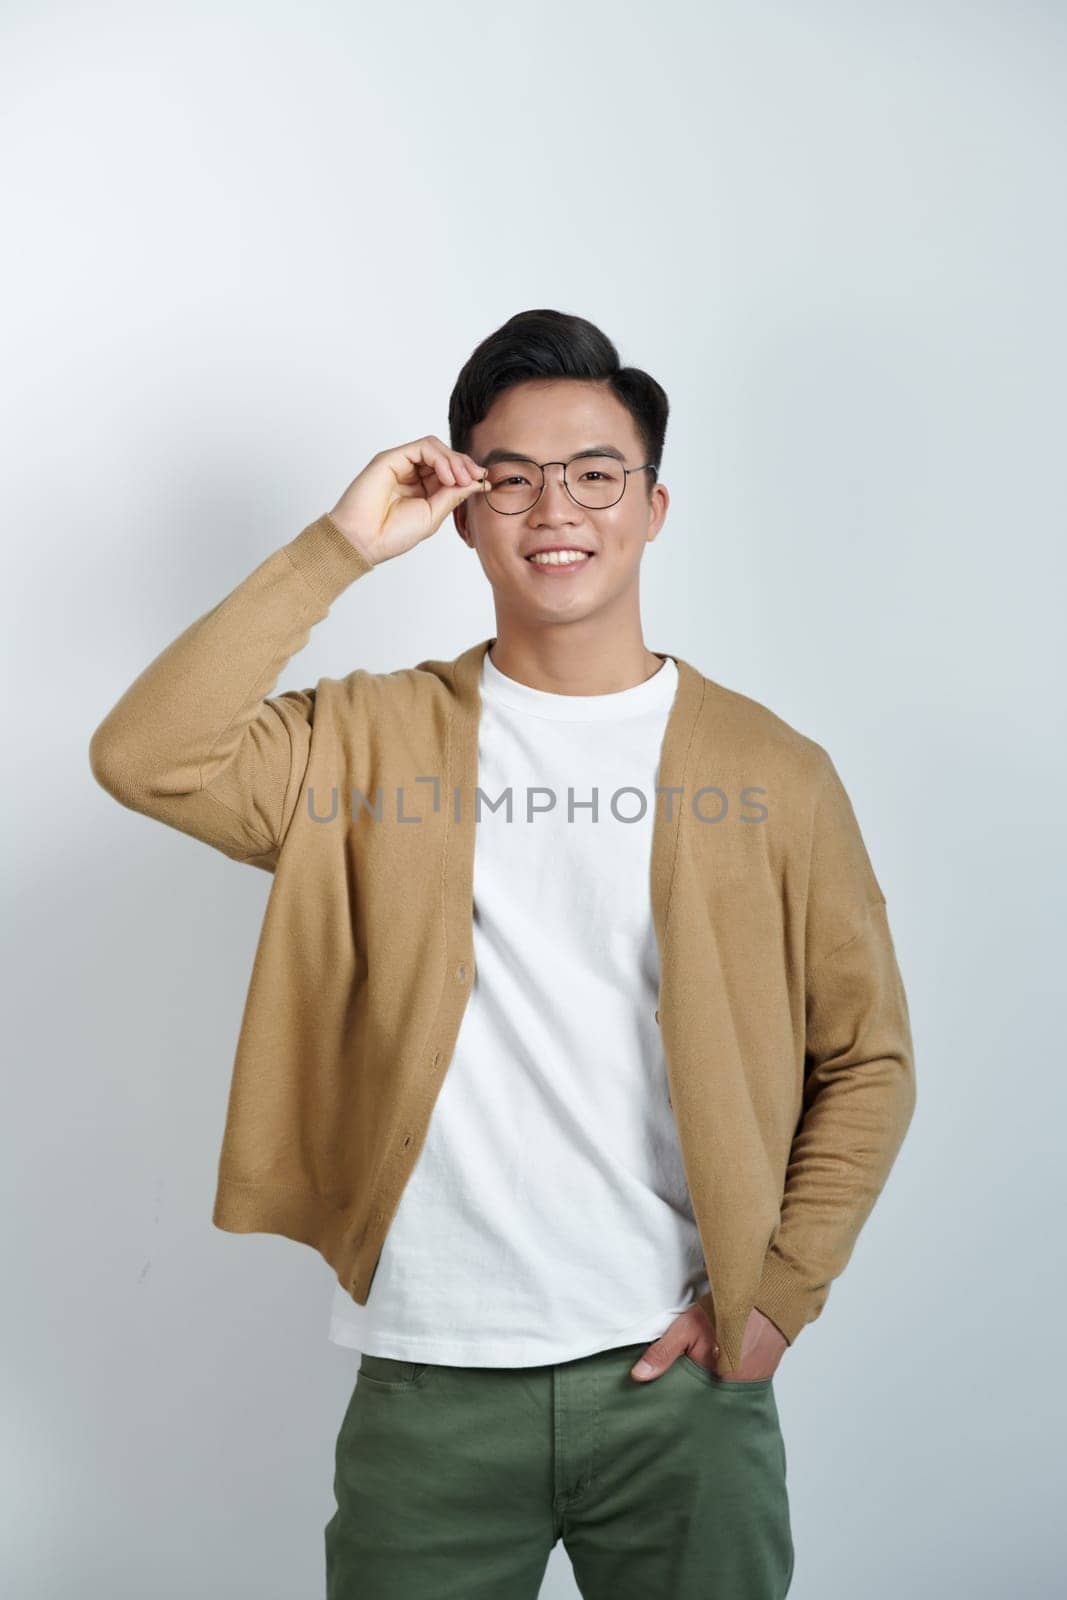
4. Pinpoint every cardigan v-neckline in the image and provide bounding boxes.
[448,638,710,949]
